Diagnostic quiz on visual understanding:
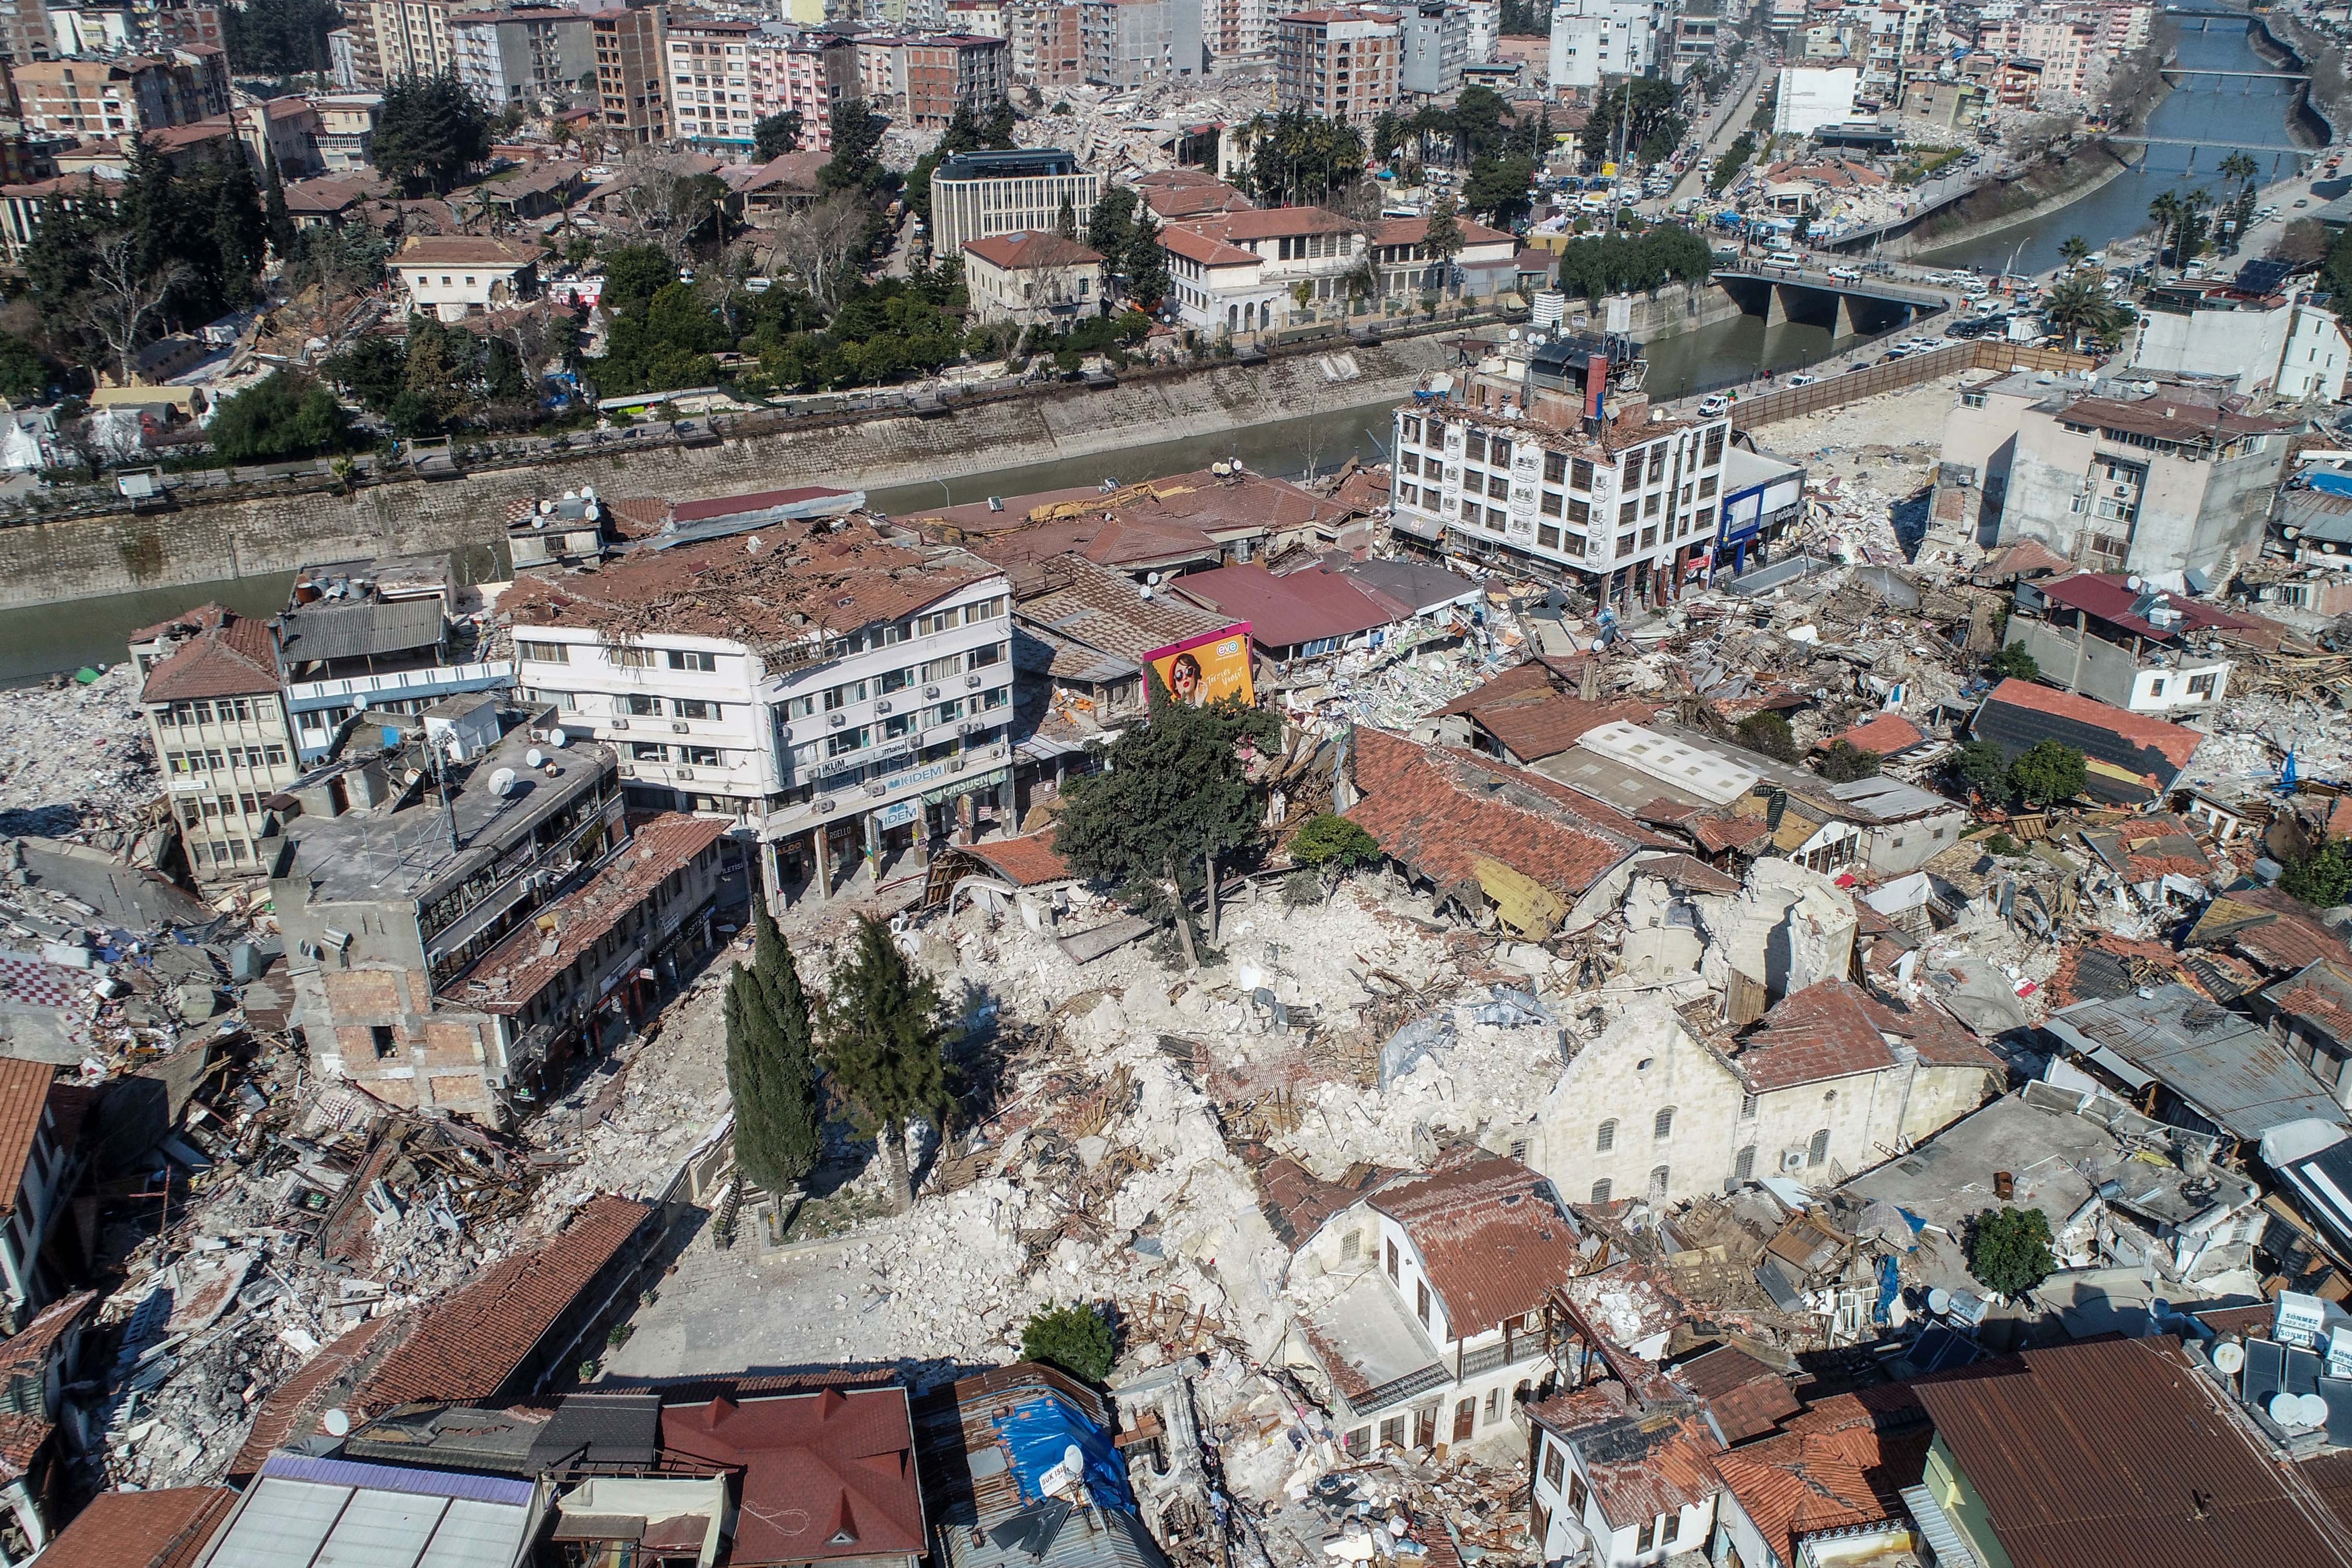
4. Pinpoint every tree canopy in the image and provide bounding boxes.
[1817,741,1882,782]
[1582,79,1686,163]
[206,371,351,462]
[222,0,343,74]
[1987,642,2039,681]
[1735,710,1799,764]
[371,73,493,193]
[820,97,892,193]
[2008,740,2087,808]
[1552,225,1712,303]
[817,914,950,1213]
[1021,1305,1115,1383]
[1238,108,1366,206]
[2281,838,2352,909]
[1967,1206,2055,1297]
[753,110,802,161]
[726,896,824,1196]
[906,97,1016,224]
